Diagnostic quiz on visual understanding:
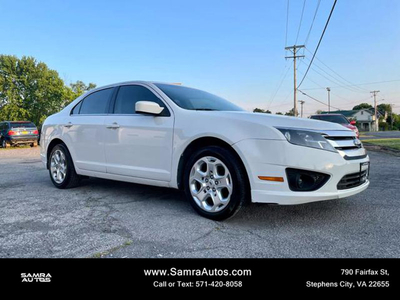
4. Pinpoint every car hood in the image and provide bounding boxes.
[214,111,350,132]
